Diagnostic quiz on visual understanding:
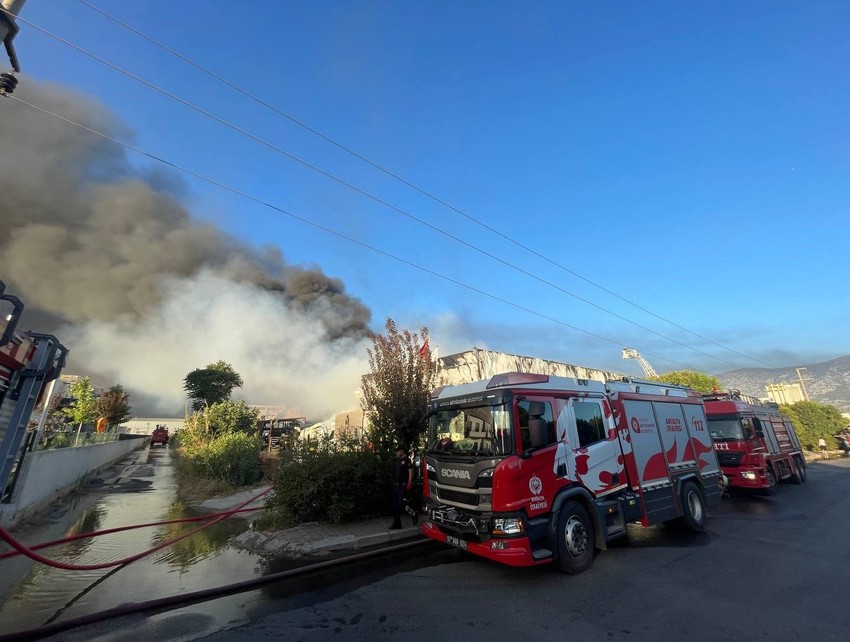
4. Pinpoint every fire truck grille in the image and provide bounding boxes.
[716,451,743,467]
[437,488,478,506]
